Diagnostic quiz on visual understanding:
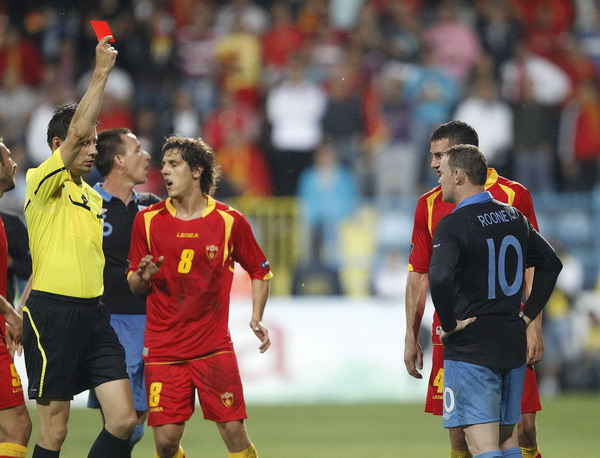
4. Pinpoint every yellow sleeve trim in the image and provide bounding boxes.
[426,190,441,237]
[143,209,163,252]
[217,209,234,266]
